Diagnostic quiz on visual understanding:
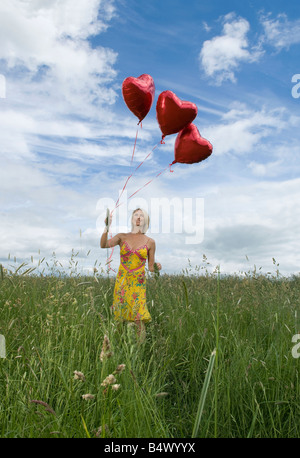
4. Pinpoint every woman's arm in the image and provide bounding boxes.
[100,212,123,249]
[147,239,162,272]
[100,230,123,249]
